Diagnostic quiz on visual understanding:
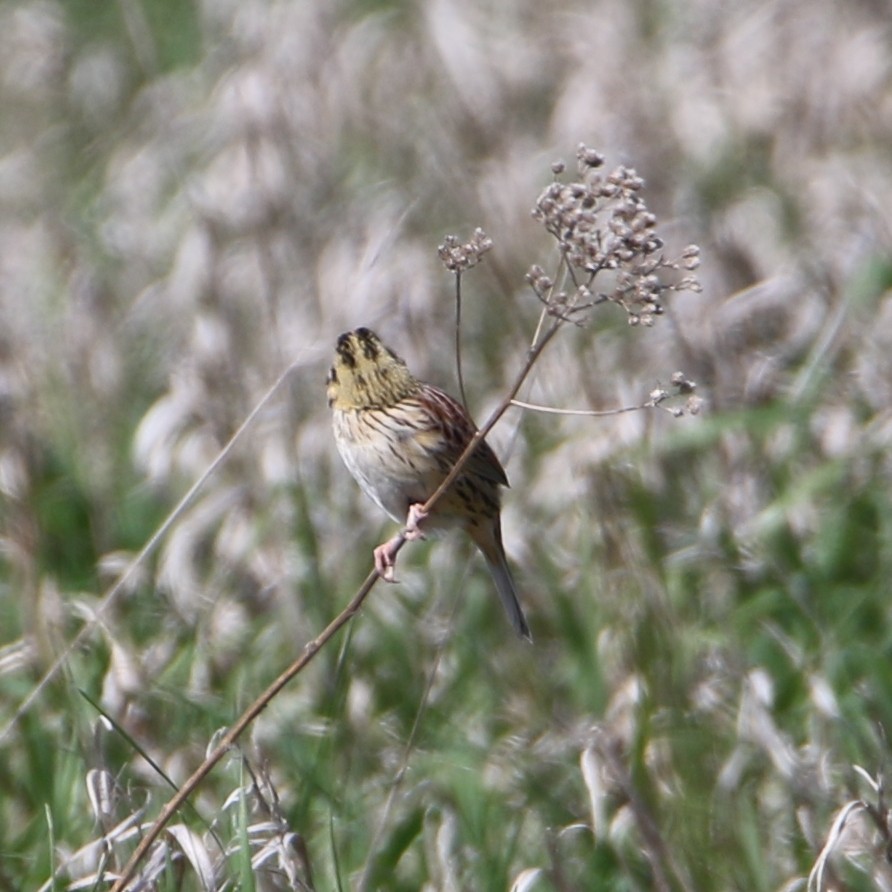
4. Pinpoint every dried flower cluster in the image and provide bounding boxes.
[648,371,703,417]
[531,144,702,325]
[437,227,494,273]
